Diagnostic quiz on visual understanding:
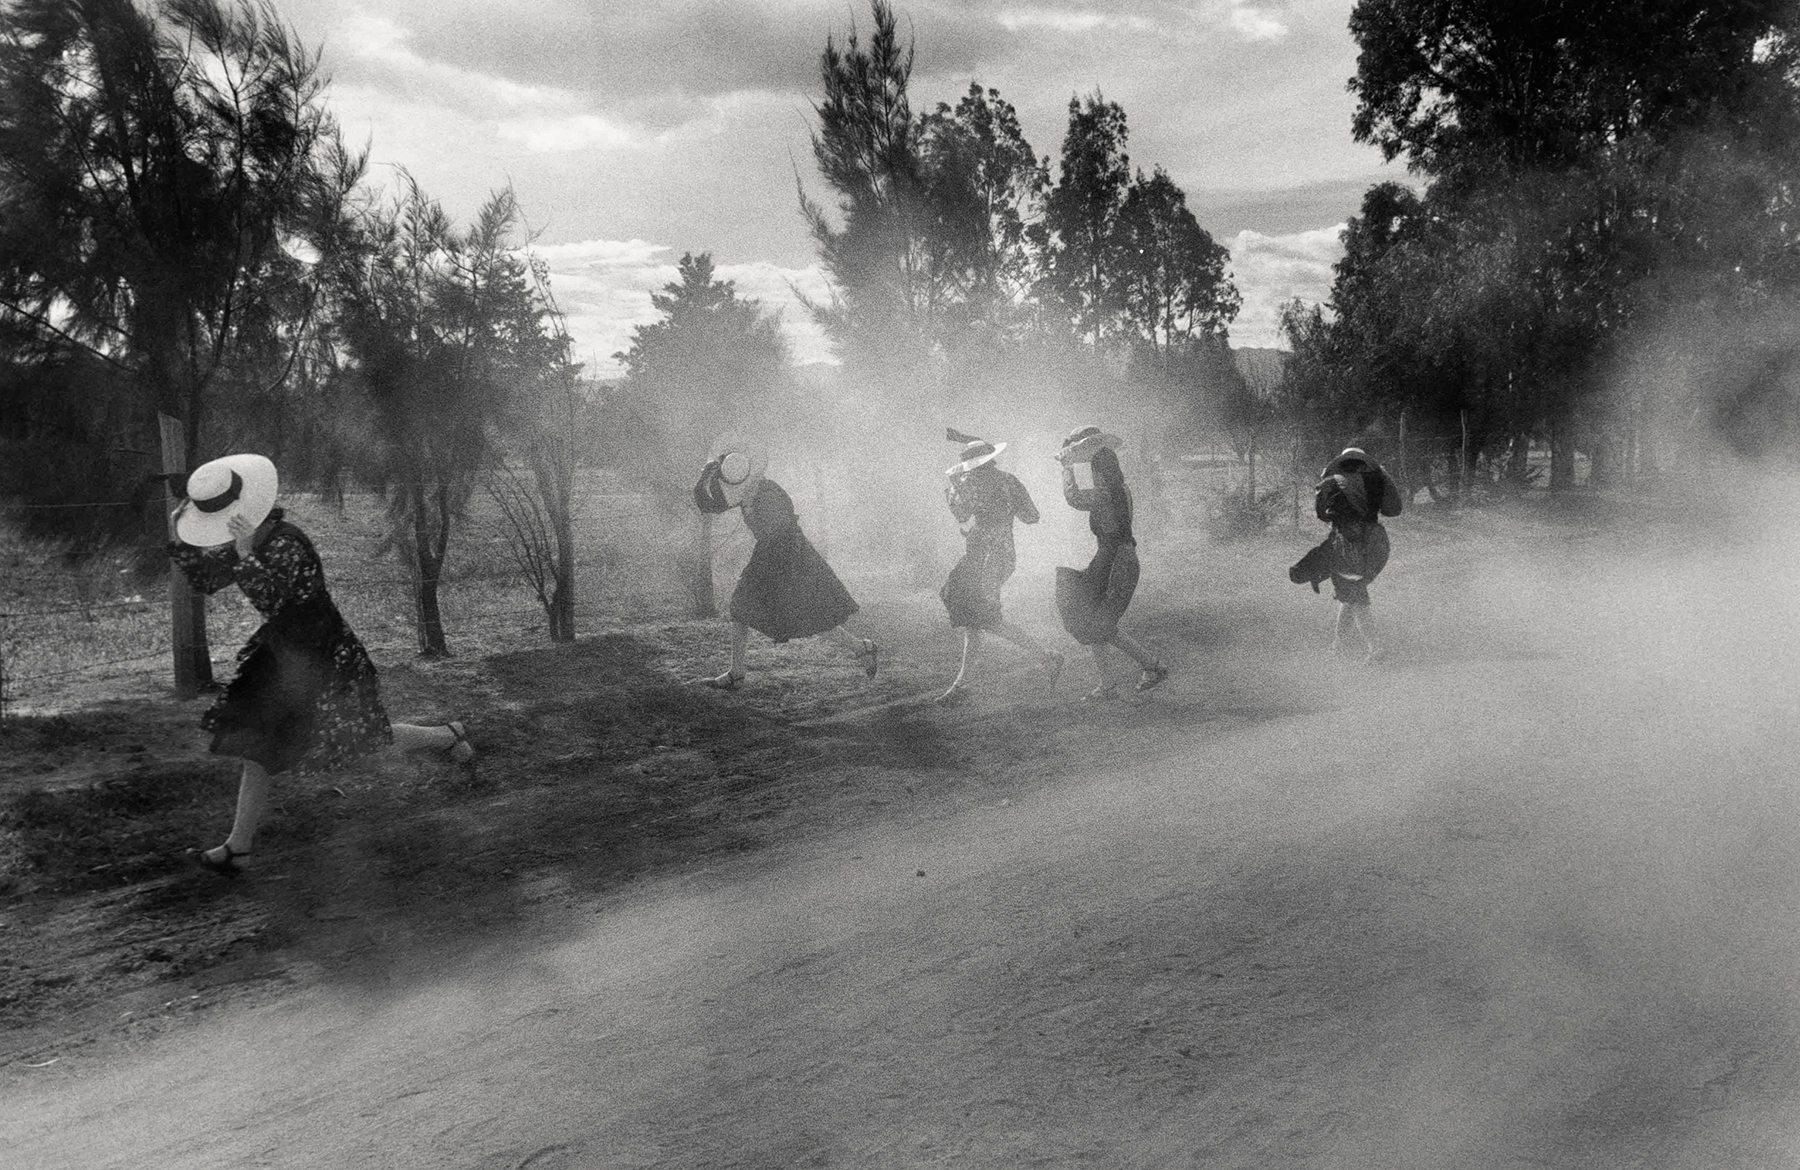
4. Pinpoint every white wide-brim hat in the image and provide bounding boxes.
[947,439,1007,476]
[709,434,767,507]
[175,453,278,547]
[1056,425,1123,464]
